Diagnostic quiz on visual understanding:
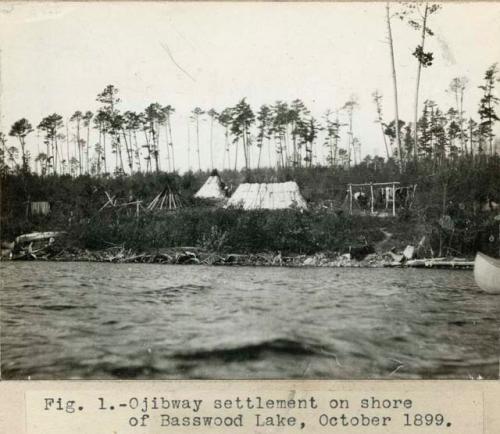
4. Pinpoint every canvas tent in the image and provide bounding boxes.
[226,182,307,210]
[194,174,226,200]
